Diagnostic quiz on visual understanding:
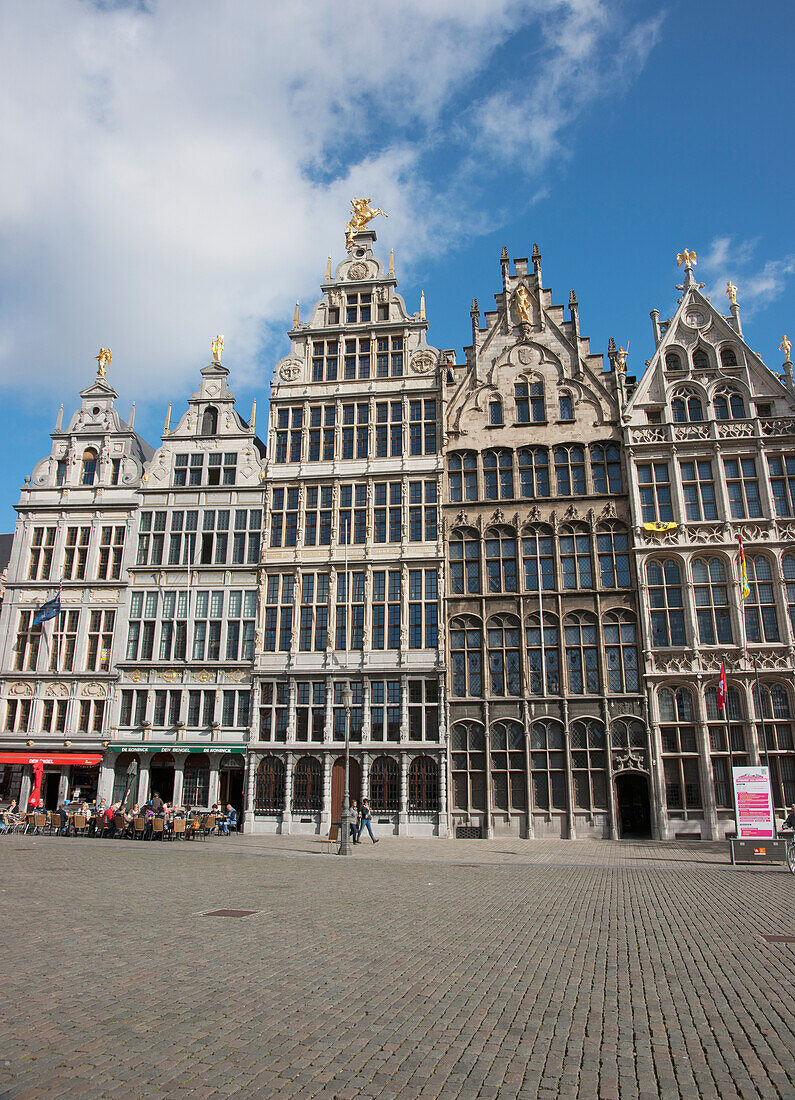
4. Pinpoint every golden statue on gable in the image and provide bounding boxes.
[616,346,628,372]
[345,197,388,249]
[94,348,112,378]
[780,334,792,362]
[676,249,697,270]
[725,280,737,305]
[211,334,224,362]
[514,284,533,326]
